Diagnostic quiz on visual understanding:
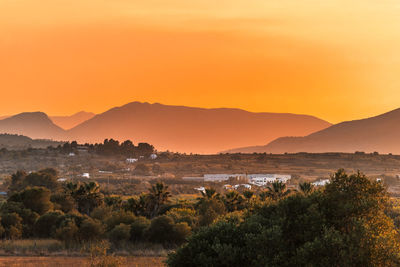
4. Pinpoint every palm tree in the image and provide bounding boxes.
[73,182,104,215]
[265,181,291,201]
[201,188,219,199]
[147,182,171,218]
[224,191,242,212]
[196,188,220,208]
[299,182,314,195]
[126,194,148,216]
[259,191,269,201]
